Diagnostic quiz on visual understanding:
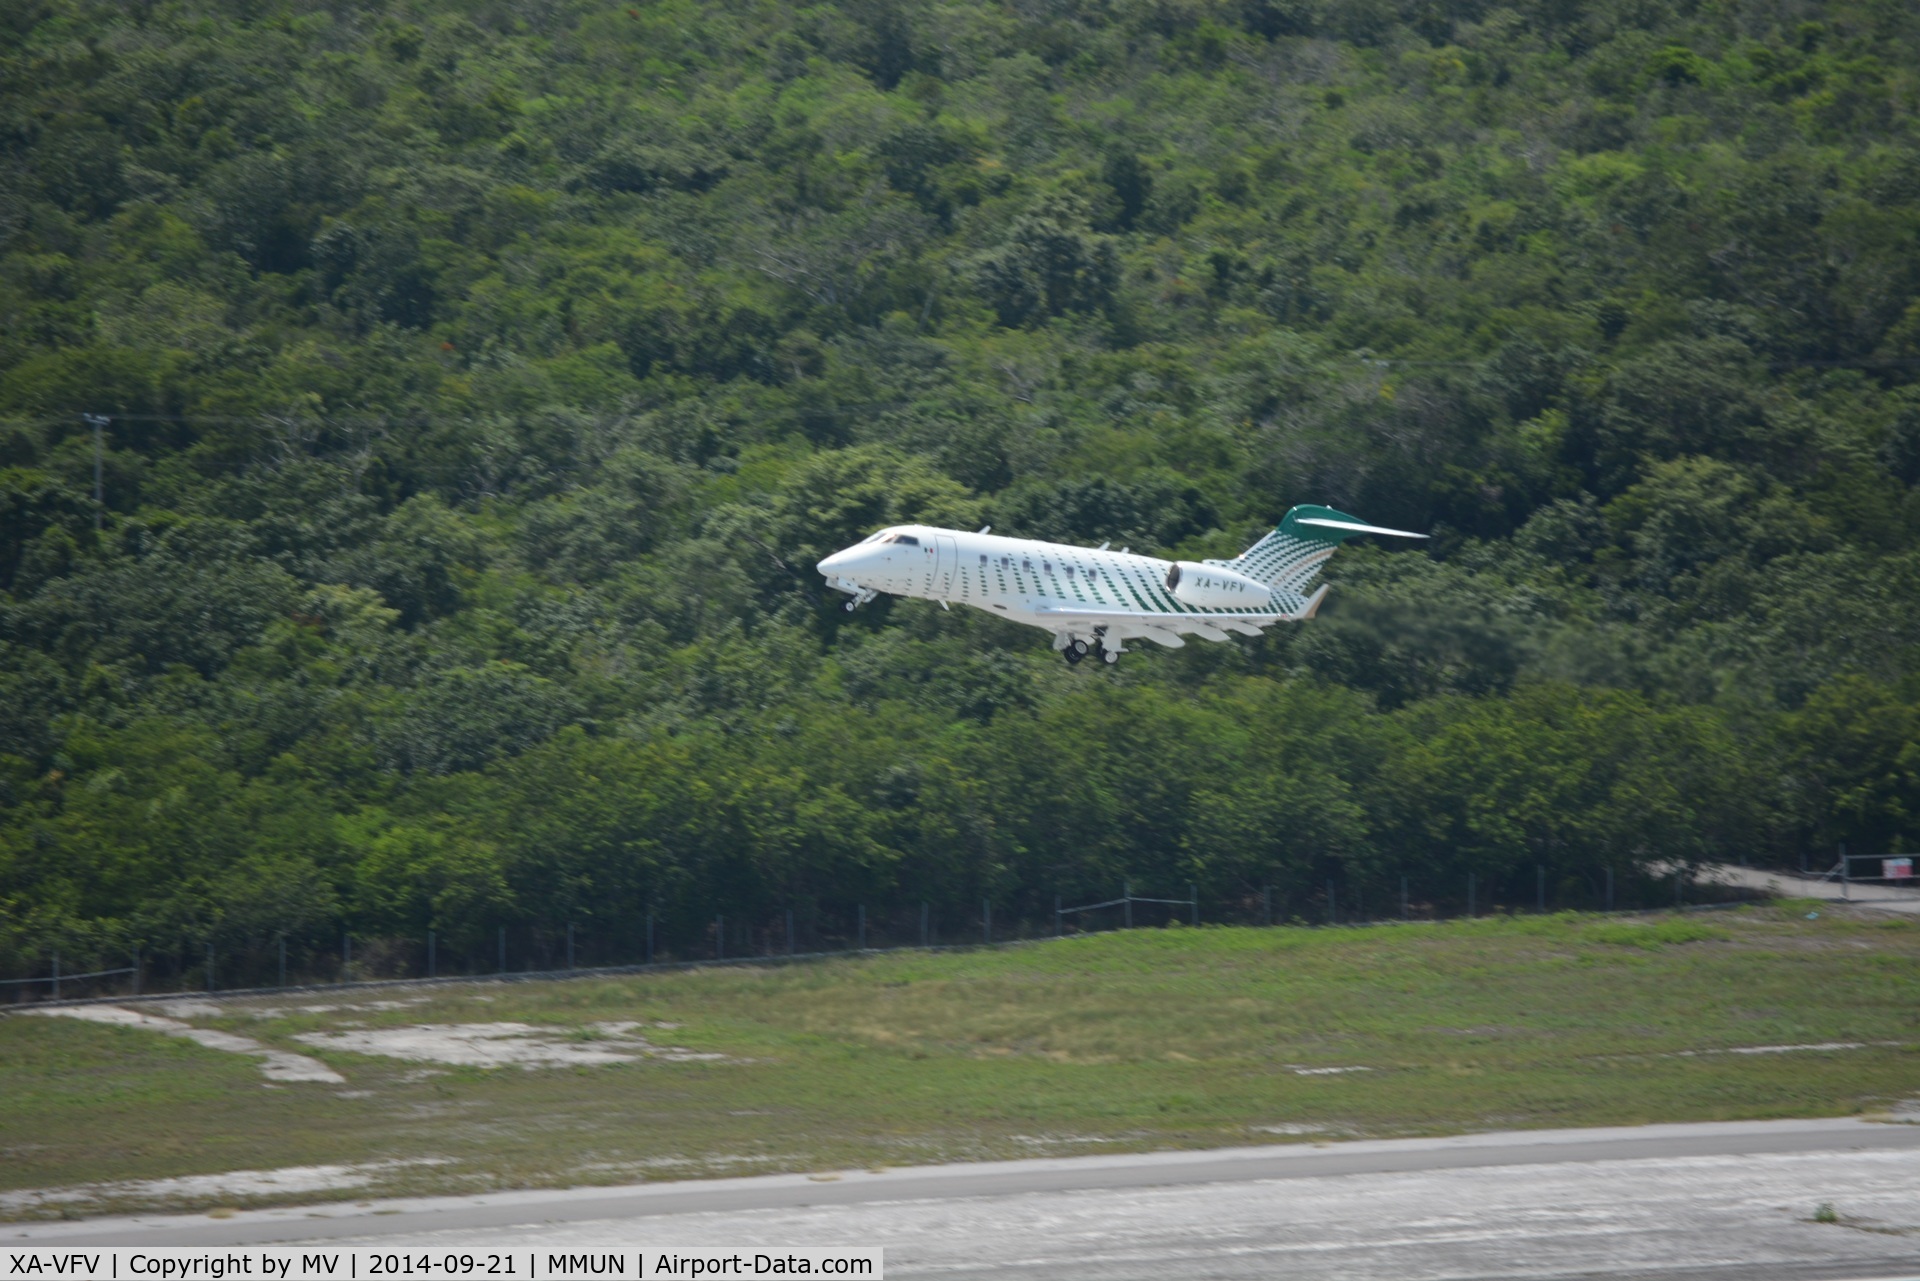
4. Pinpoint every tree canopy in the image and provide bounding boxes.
[2,0,1917,974]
